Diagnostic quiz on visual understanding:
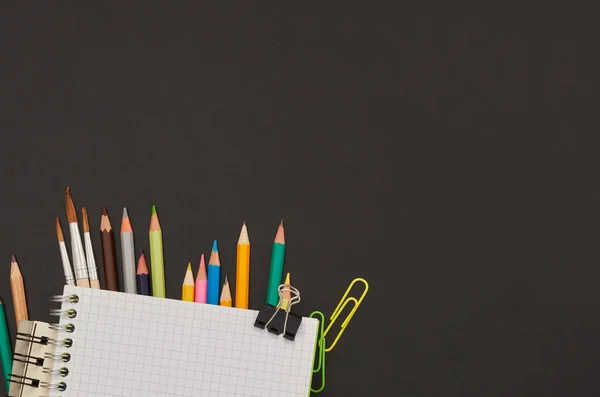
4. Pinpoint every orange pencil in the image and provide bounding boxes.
[235,222,250,309]
[220,275,232,307]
